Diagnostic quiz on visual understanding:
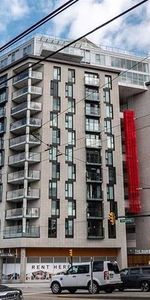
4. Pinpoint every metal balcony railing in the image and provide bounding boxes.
[85,107,100,116]
[3,225,40,238]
